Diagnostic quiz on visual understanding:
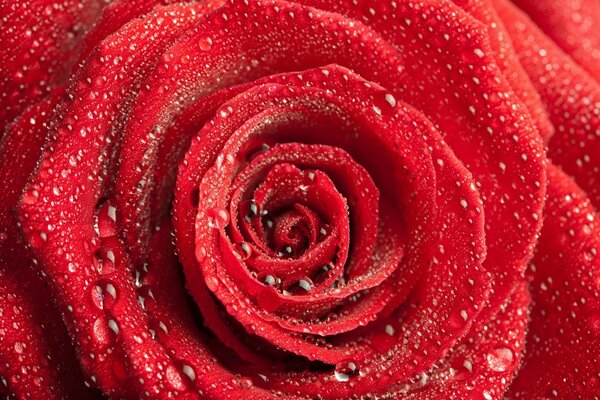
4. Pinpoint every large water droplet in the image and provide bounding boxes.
[240,377,253,389]
[258,272,278,287]
[206,276,219,292]
[181,364,195,382]
[14,342,25,354]
[283,277,313,295]
[233,241,252,260]
[334,360,359,382]
[90,280,118,310]
[93,247,117,275]
[198,37,213,51]
[208,208,230,229]
[196,246,207,263]
[486,347,514,372]
[92,316,117,346]
[166,365,185,391]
